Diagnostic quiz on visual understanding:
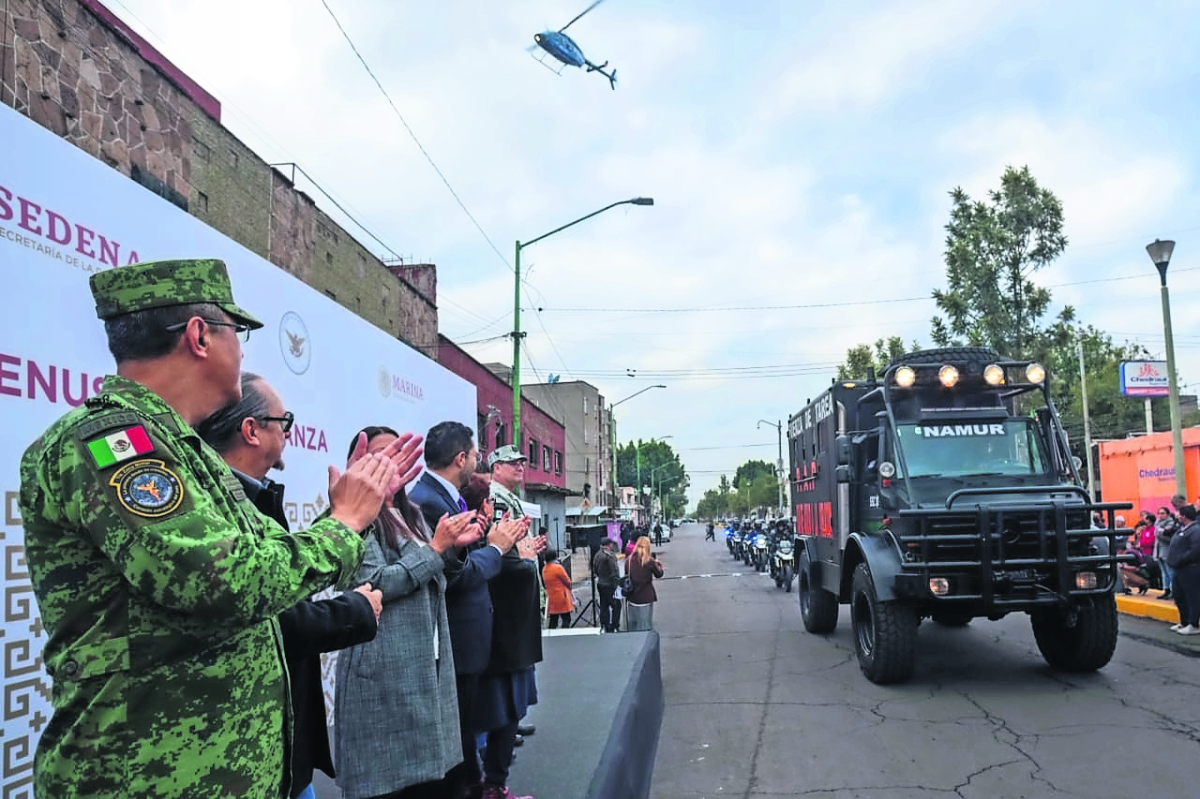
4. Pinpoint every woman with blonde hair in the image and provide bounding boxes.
[625,536,664,631]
